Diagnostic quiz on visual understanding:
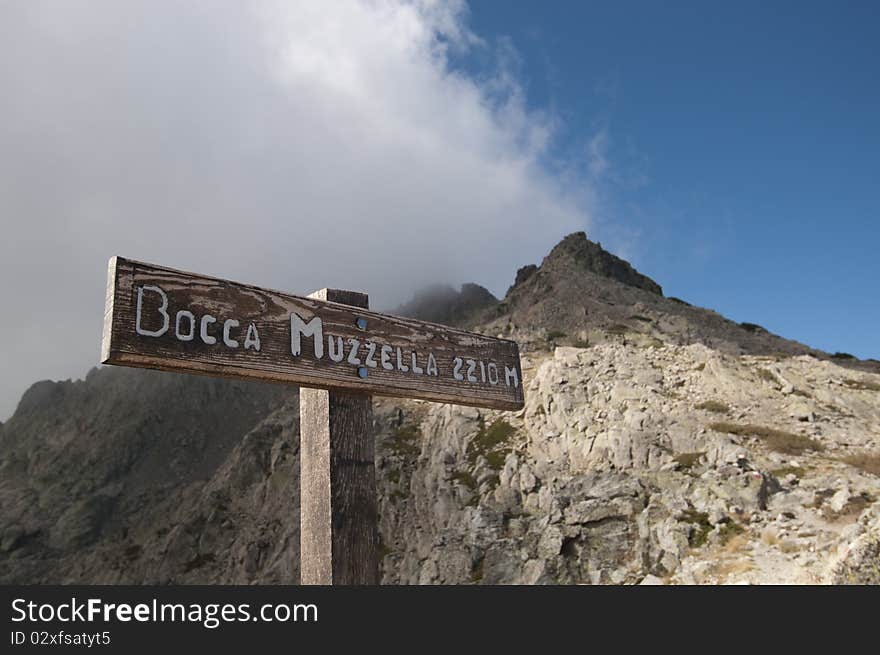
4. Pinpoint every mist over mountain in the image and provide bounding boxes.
[2,233,878,584]
[394,283,499,326]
